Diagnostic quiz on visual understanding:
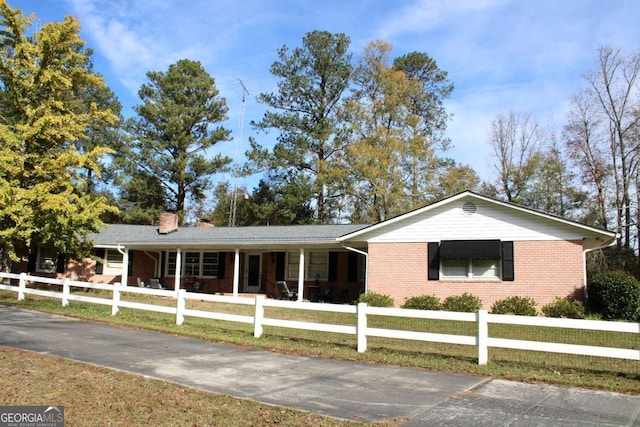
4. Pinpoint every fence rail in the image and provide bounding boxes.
[1,272,638,365]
